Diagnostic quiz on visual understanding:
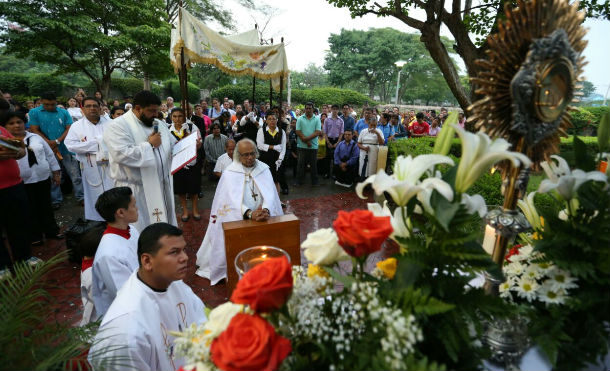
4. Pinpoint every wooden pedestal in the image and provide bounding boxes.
[223,213,301,293]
